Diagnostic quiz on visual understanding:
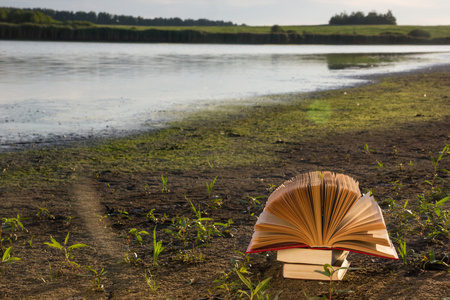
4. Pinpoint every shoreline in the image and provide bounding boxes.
[2,63,449,154]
